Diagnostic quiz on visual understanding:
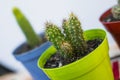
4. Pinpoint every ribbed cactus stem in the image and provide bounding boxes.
[13,7,41,48]
[111,0,120,19]
[62,20,72,43]
[46,22,73,59]
[68,13,87,54]
[46,22,64,50]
